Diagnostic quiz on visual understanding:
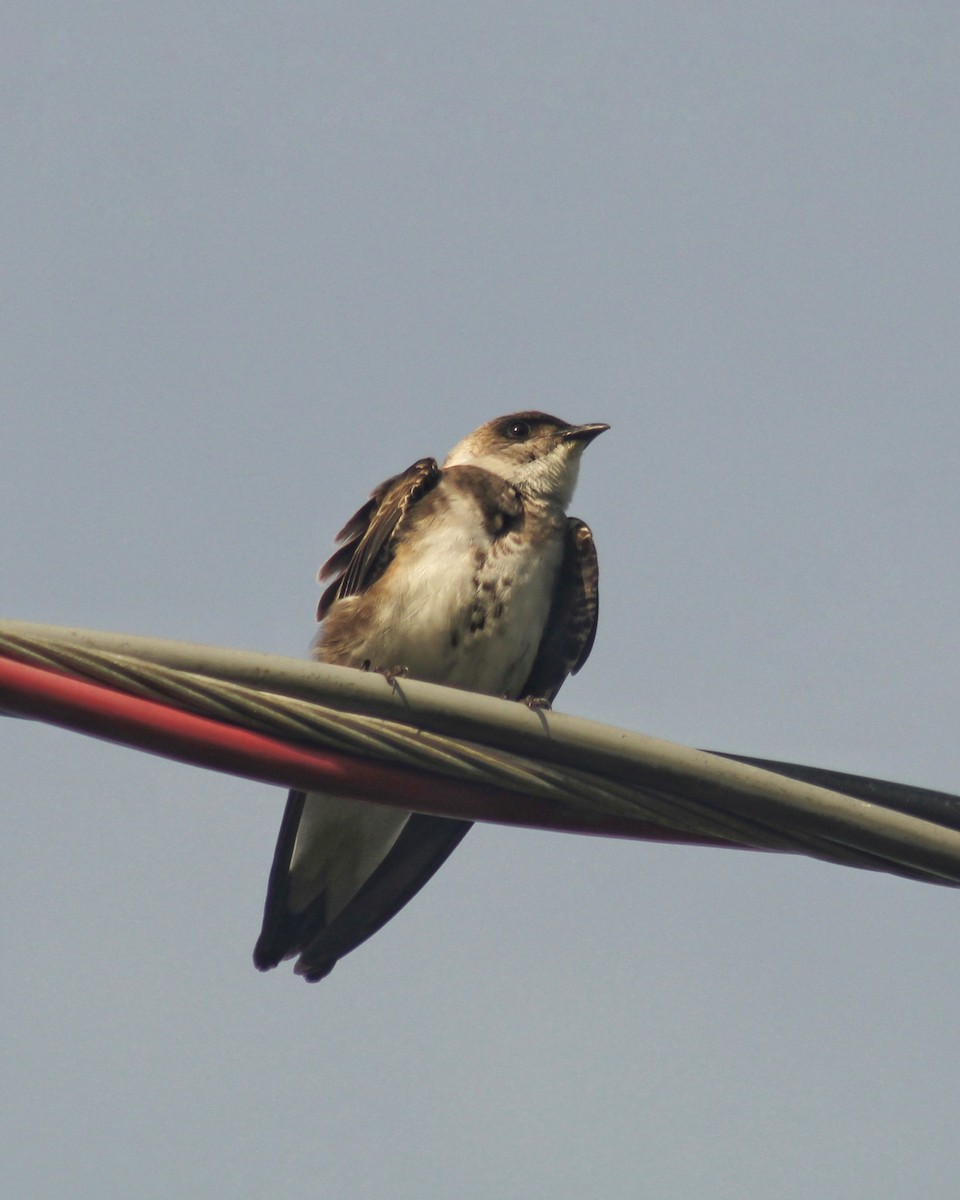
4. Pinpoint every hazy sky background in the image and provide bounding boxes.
[4,4,960,1197]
